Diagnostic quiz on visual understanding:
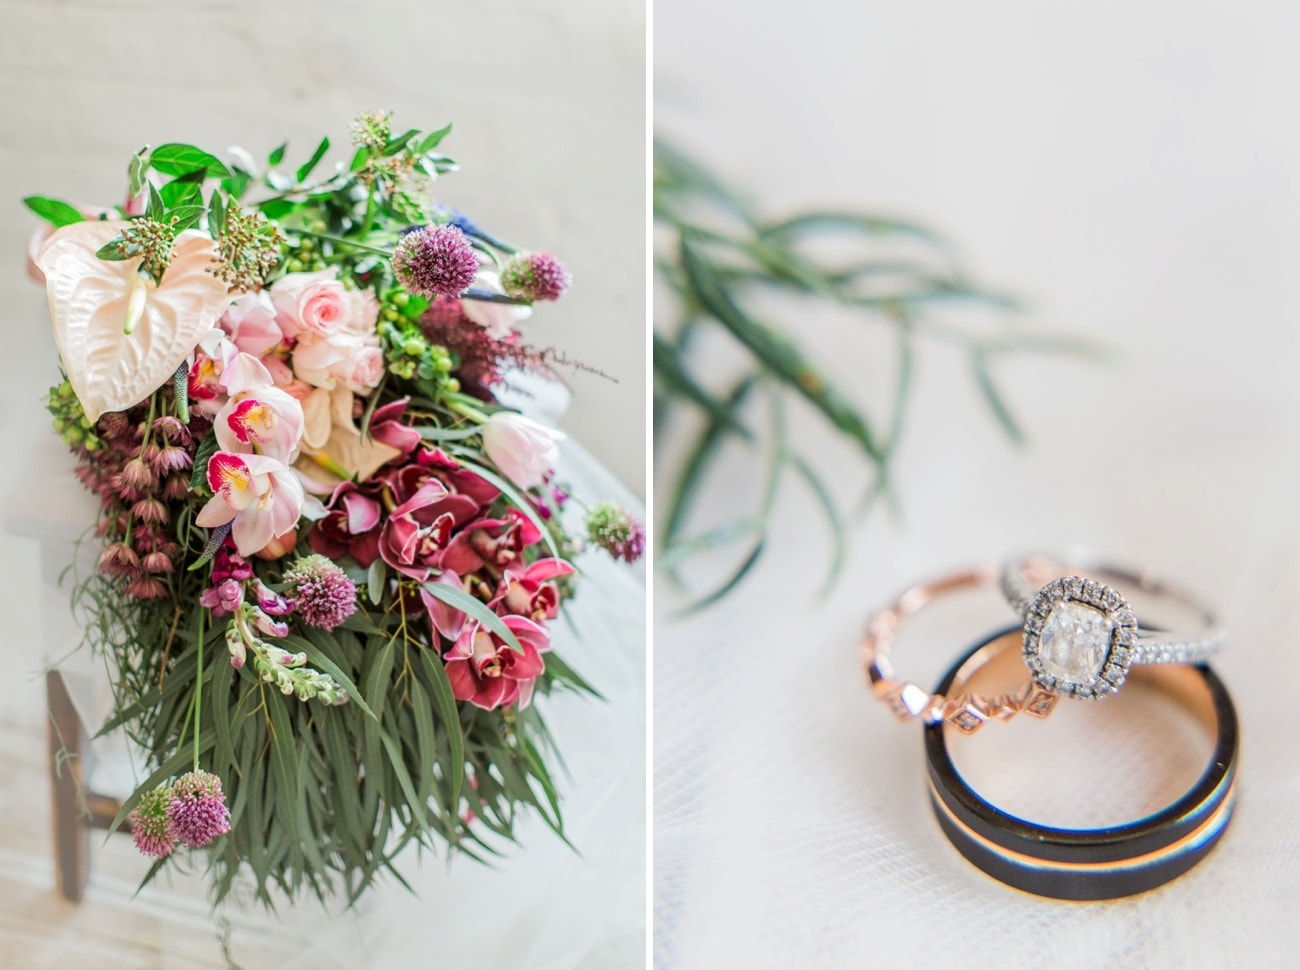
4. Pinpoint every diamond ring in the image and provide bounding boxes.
[862,565,1064,734]
[1000,555,1225,700]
